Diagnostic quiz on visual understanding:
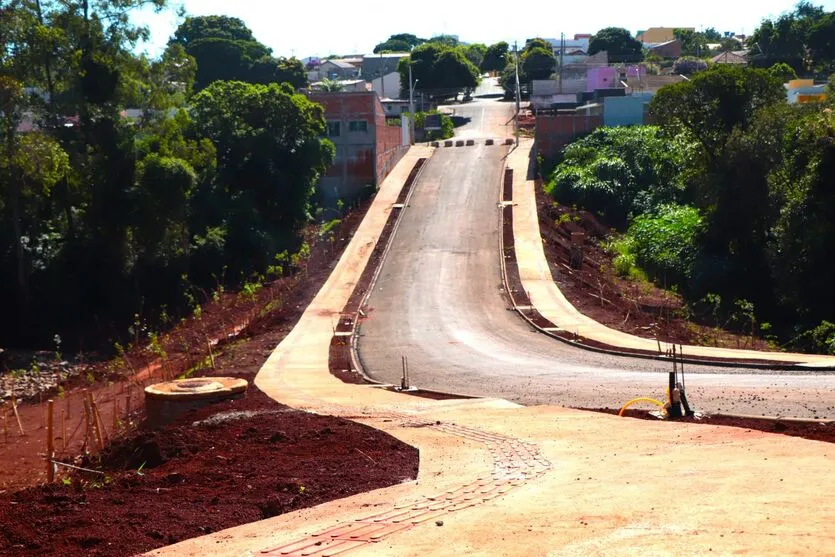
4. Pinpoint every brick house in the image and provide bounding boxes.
[308,91,408,206]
